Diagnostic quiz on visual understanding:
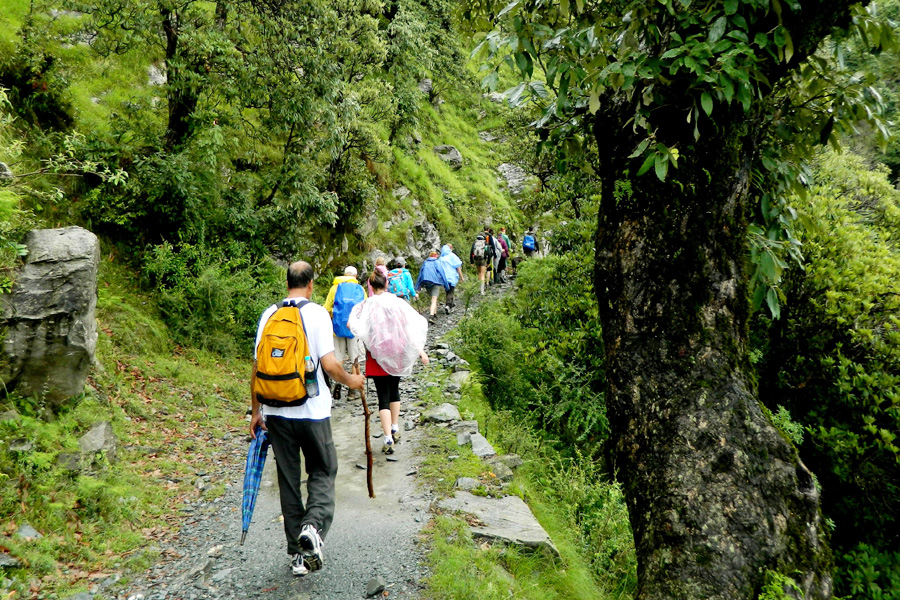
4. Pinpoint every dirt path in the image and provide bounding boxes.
[117,281,508,600]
